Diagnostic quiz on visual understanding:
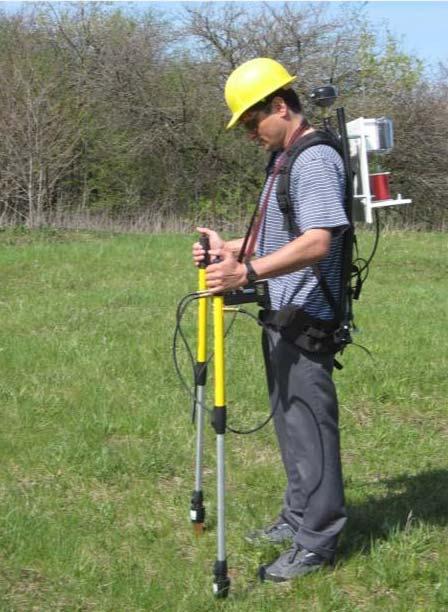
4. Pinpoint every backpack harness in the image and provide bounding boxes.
[258,129,362,360]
